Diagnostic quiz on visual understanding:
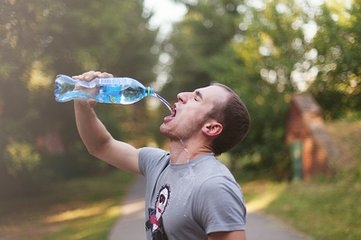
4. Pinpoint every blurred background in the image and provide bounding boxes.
[0,0,360,239]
